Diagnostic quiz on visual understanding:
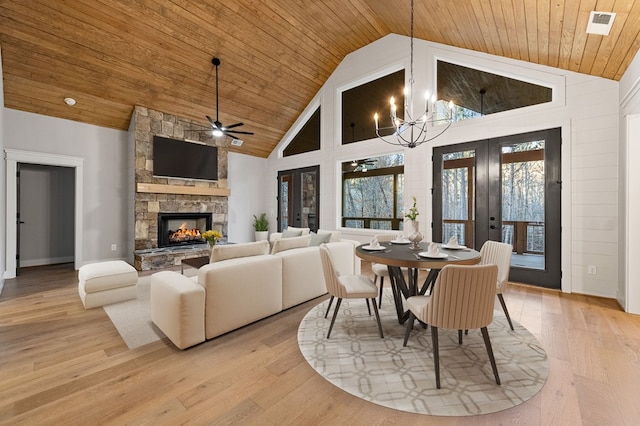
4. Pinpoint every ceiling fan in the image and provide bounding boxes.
[345,158,377,172]
[205,57,254,138]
